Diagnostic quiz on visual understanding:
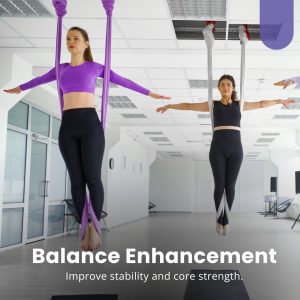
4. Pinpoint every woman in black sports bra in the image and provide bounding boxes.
[156,74,294,236]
